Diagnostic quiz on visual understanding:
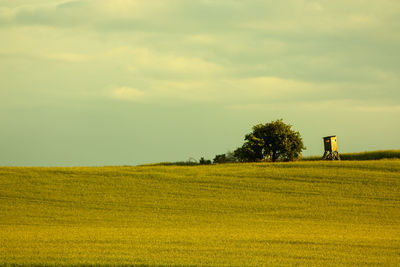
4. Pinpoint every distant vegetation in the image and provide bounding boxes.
[303,150,400,161]
[144,159,200,166]
[341,150,400,160]
[154,150,400,166]
[1,161,399,266]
